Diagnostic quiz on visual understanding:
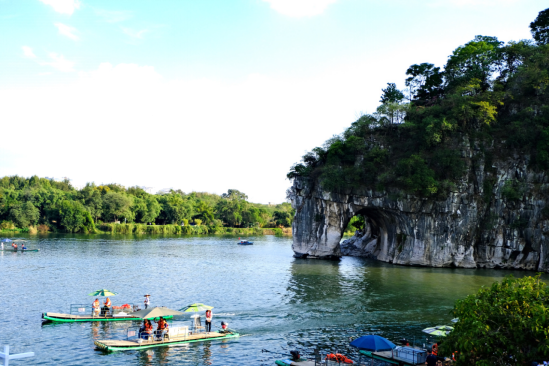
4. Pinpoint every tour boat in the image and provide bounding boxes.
[42,304,173,323]
[94,328,239,352]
